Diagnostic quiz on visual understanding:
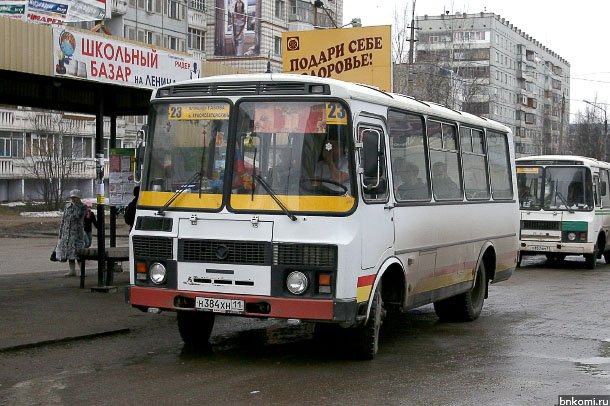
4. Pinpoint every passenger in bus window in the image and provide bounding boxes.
[319,139,349,185]
[395,159,427,200]
[432,161,460,199]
